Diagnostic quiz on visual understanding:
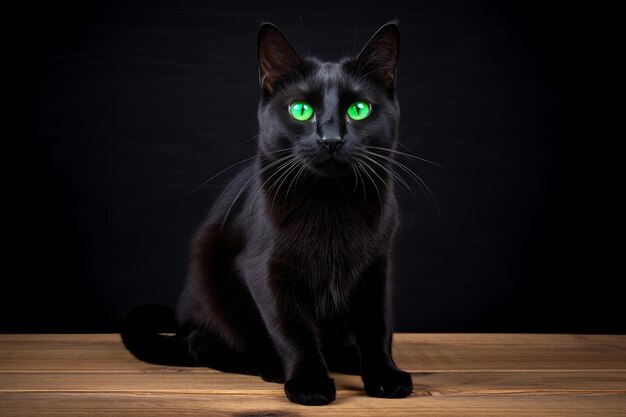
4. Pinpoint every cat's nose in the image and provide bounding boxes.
[319,136,344,153]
